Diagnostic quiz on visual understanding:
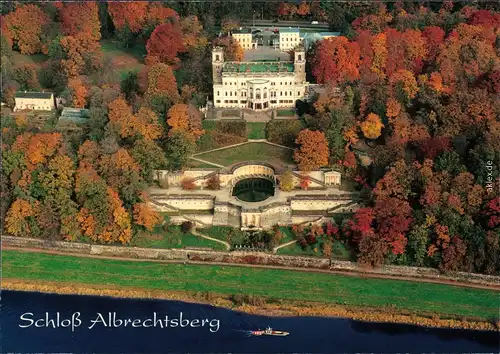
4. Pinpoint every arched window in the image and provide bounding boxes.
[298,54,302,61]
[216,55,220,61]
[256,88,261,99]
